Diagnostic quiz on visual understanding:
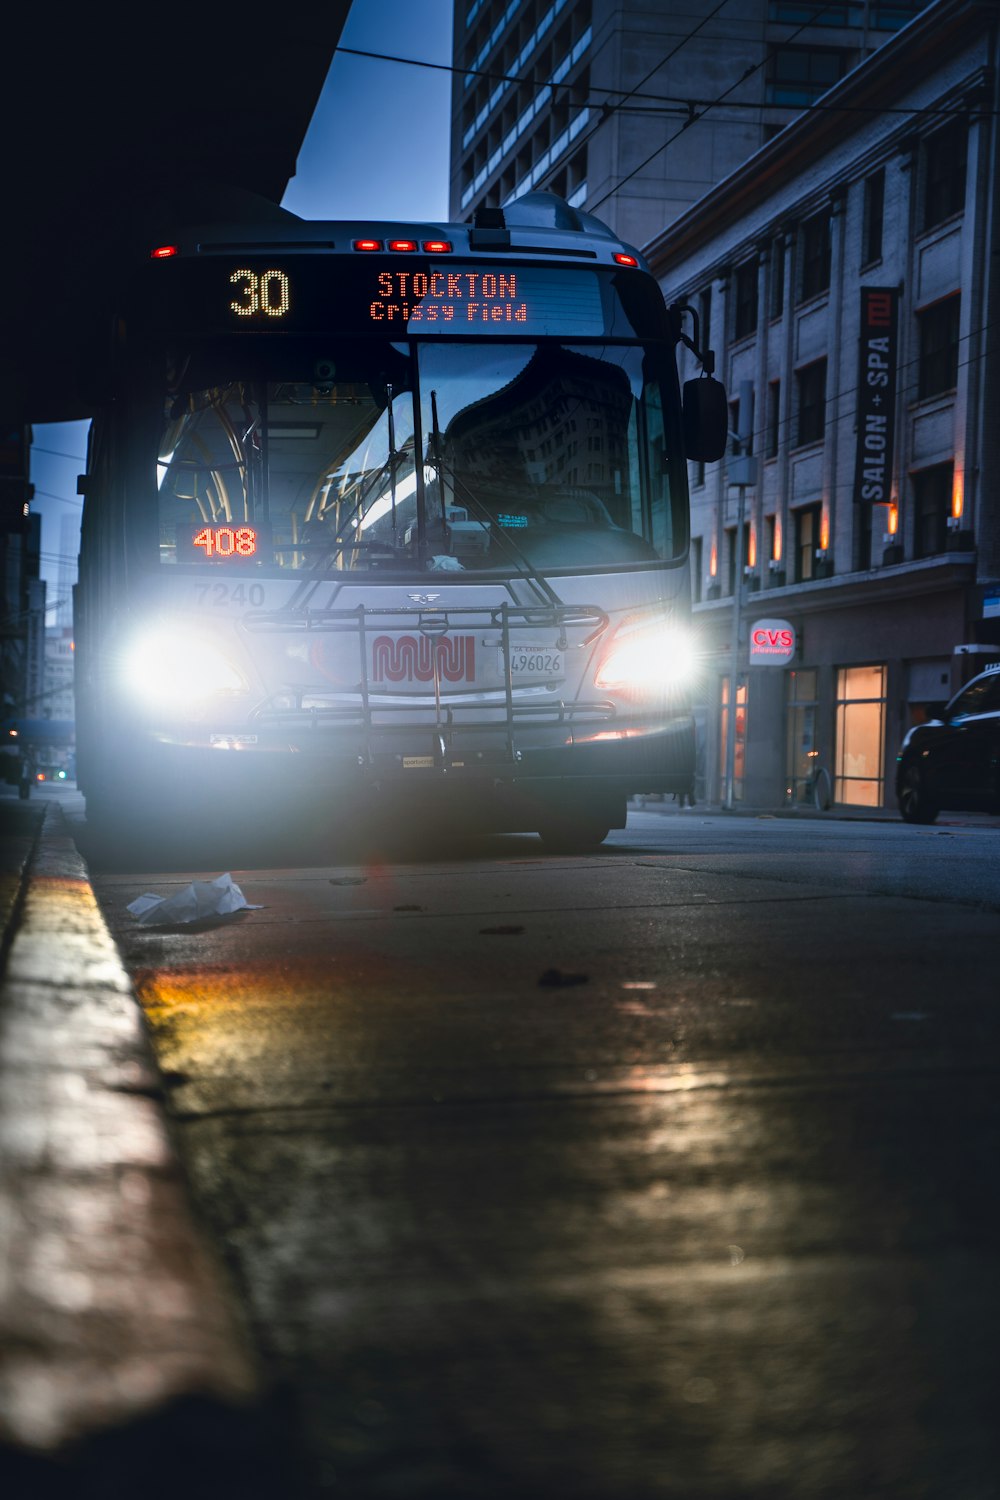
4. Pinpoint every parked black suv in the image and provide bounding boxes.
[896,666,1000,823]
